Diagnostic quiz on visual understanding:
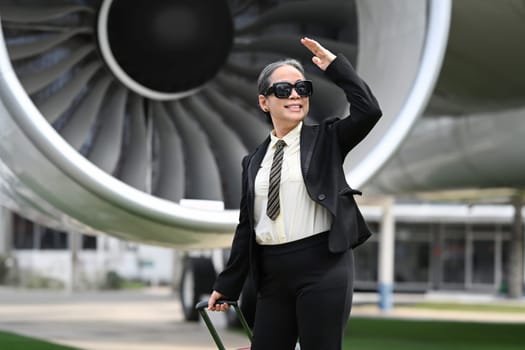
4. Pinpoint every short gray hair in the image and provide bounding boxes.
[257,58,305,95]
